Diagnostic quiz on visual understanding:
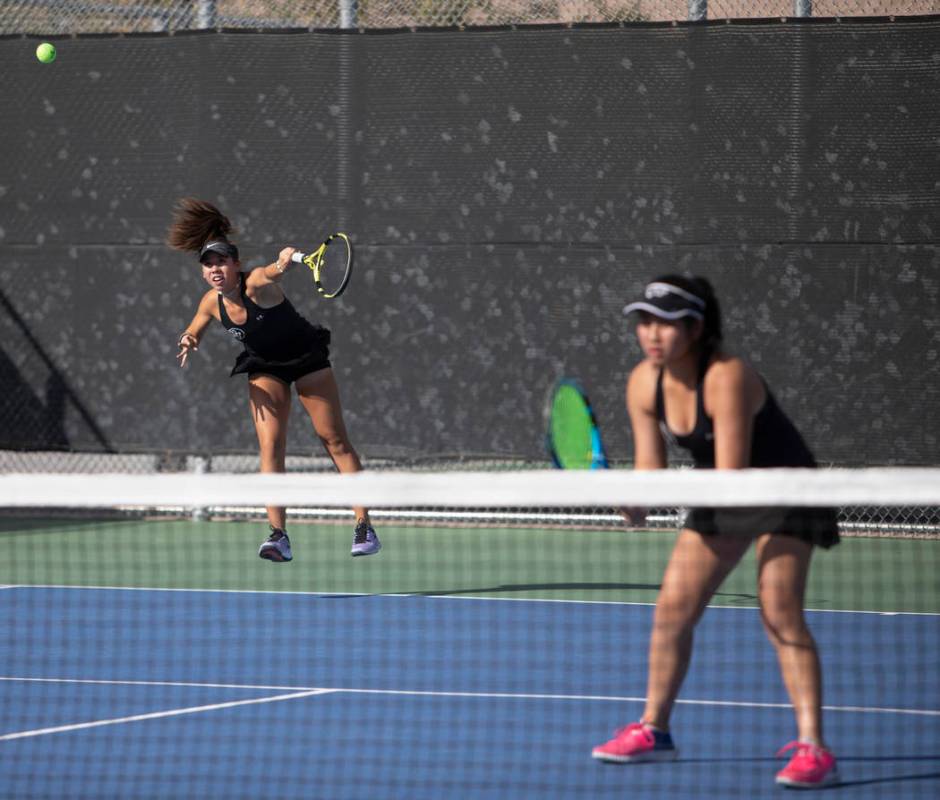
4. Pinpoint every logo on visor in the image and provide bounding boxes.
[646,284,673,299]
[643,282,706,309]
